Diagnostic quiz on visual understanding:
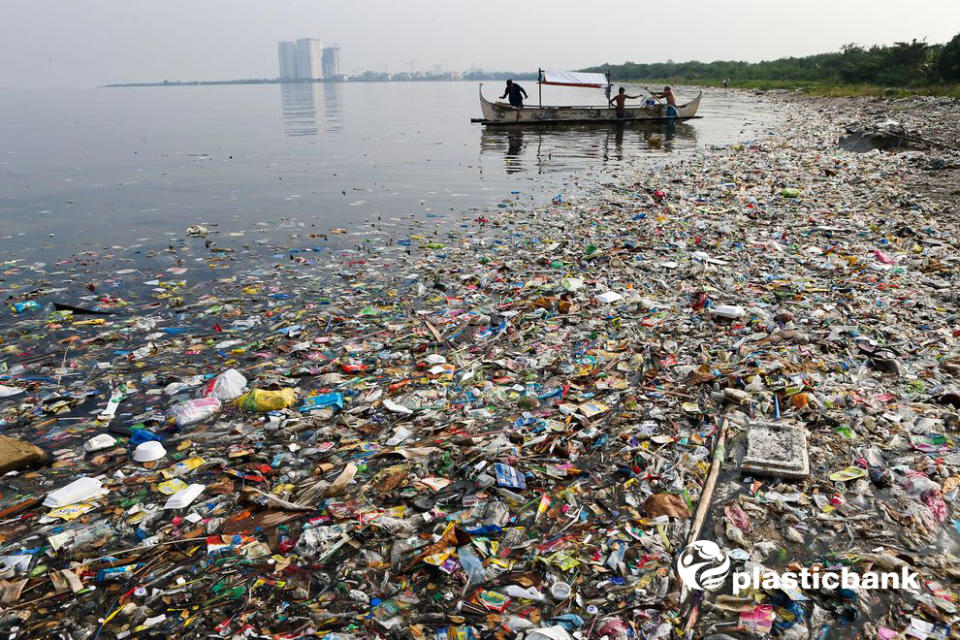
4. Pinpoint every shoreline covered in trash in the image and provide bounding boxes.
[0,95,958,639]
